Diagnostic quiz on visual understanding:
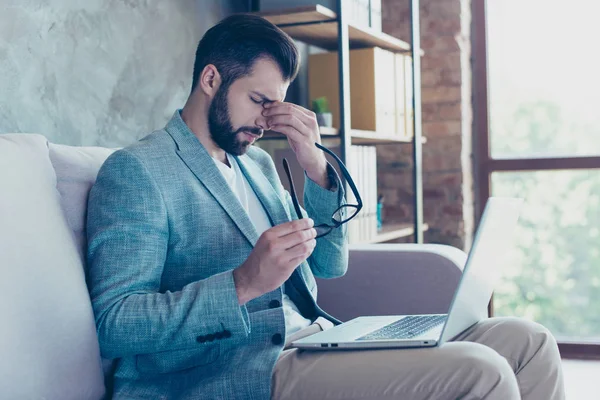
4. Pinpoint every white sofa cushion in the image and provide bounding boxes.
[49,143,116,264]
[0,134,105,400]
[48,142,117,384]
